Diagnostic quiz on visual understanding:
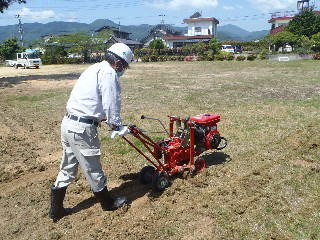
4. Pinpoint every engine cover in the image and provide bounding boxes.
[190,113,220,126]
